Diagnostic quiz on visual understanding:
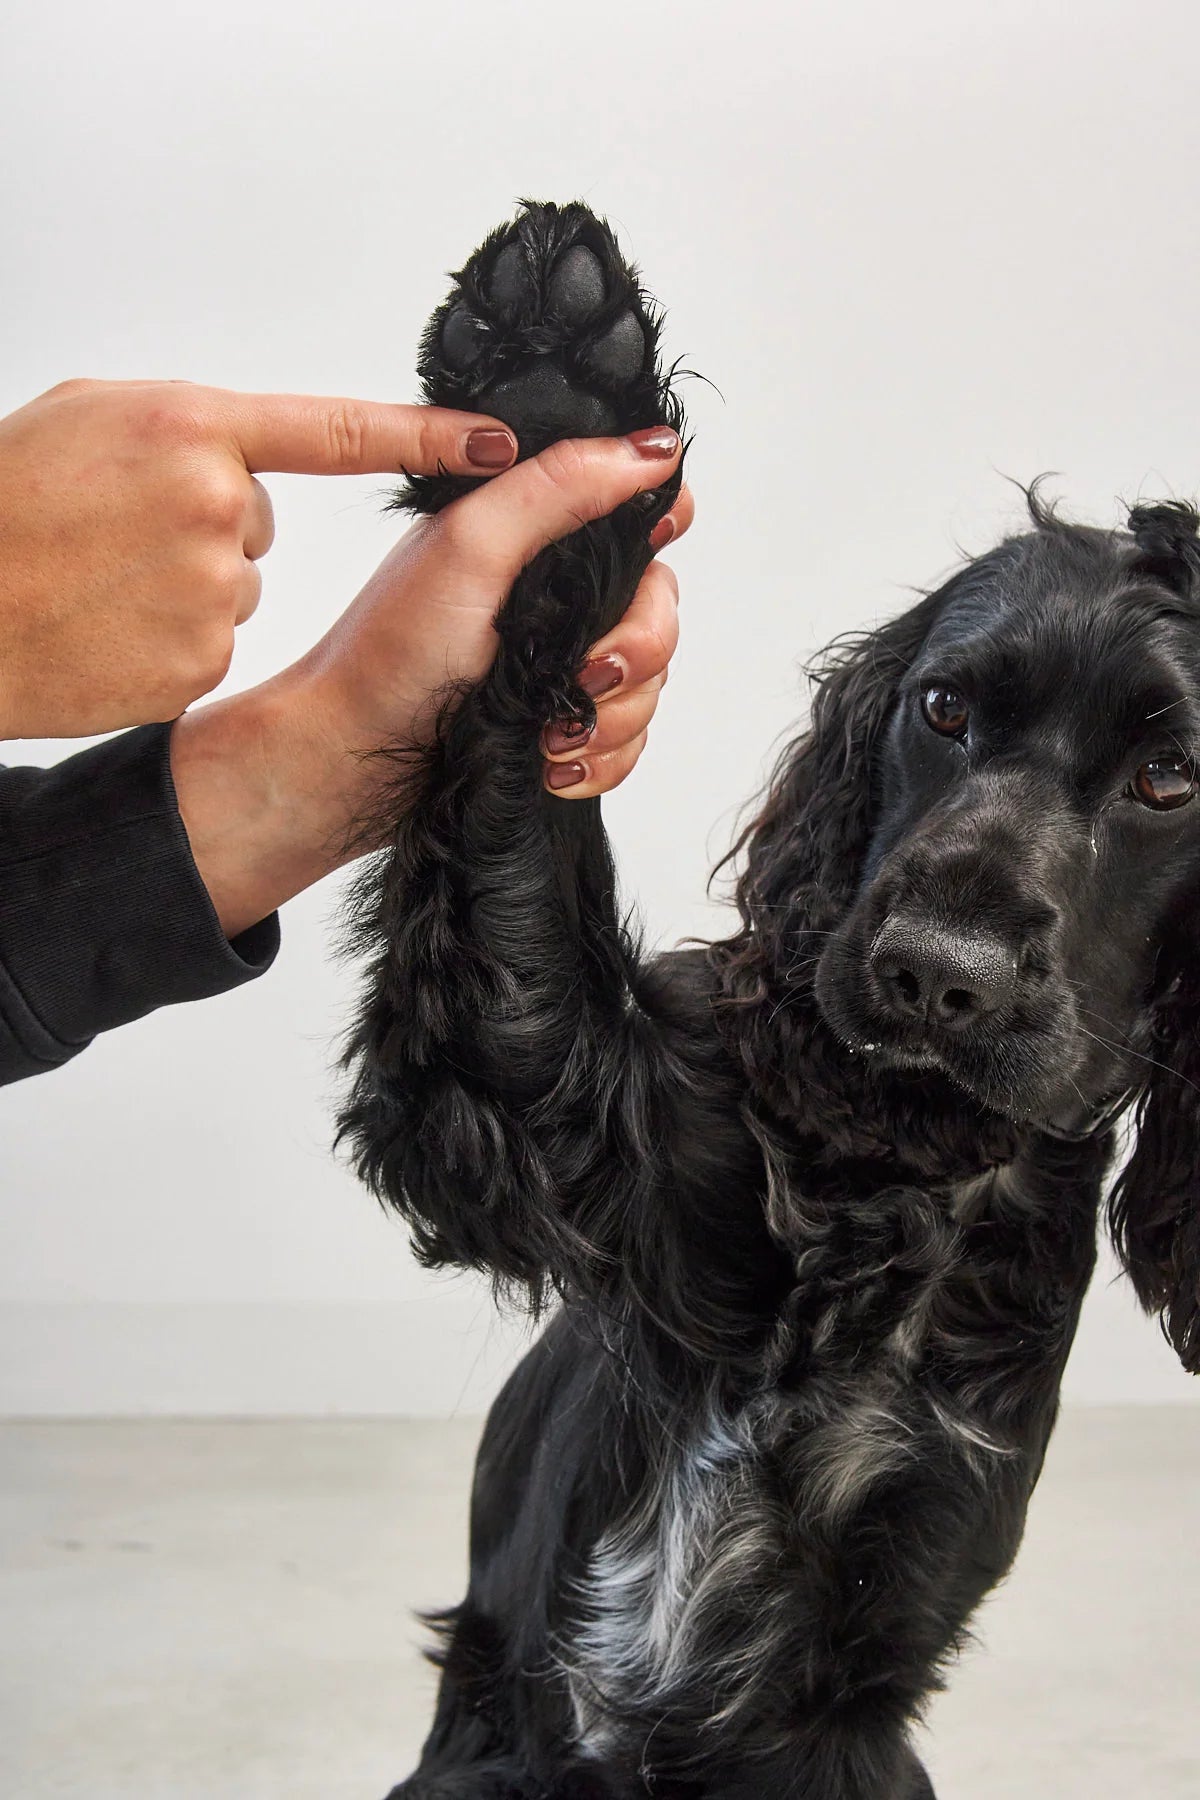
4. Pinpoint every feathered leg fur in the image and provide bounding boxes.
[340,201,685,1305]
